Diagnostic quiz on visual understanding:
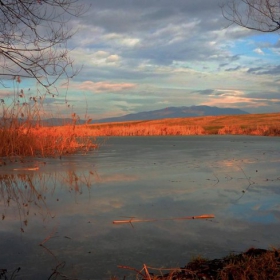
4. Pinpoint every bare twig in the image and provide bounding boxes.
[117,265,146,278]
[113,214,215,226]
[143,264,151,280]
[39,225,58,246]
